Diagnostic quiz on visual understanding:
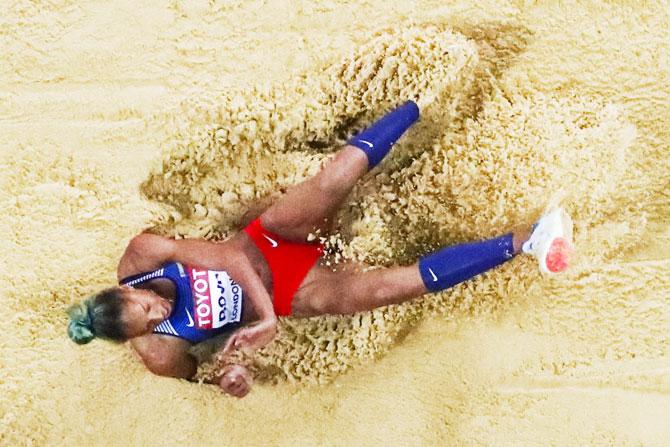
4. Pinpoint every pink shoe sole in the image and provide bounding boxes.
[545,237,574,273]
